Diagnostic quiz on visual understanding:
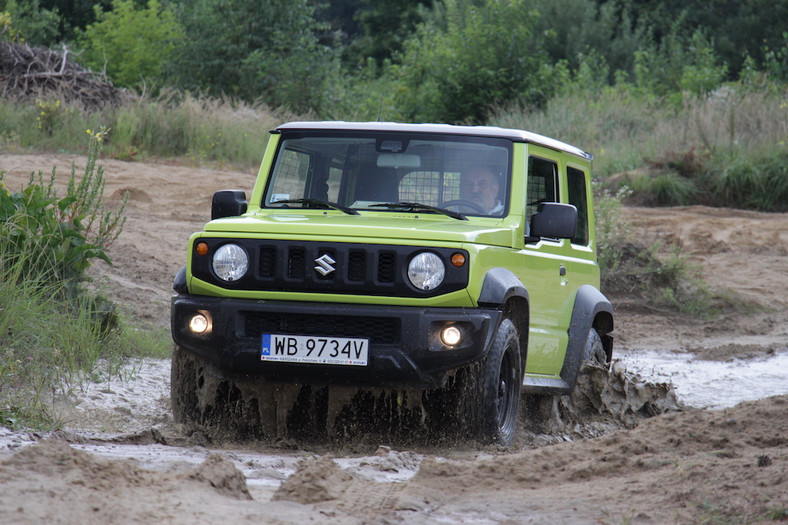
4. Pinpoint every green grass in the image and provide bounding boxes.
[0,91,299,170]
[0,257,172,428]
